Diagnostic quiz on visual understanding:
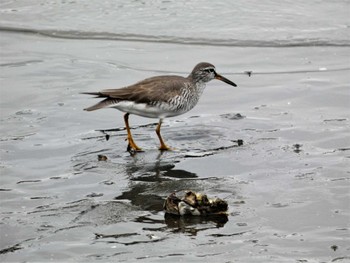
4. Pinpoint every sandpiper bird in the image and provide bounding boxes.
[83,62,237,151]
